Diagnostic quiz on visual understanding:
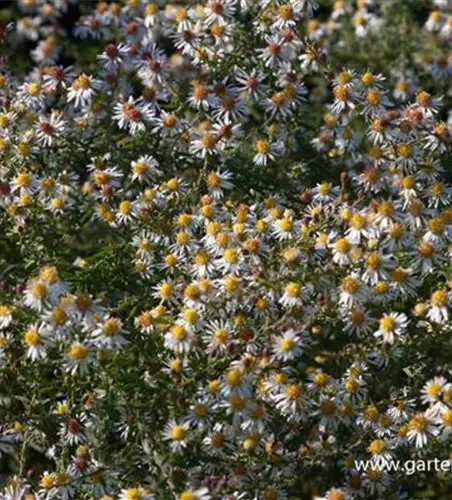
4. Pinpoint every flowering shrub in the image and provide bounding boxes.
[0,0,451,499]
